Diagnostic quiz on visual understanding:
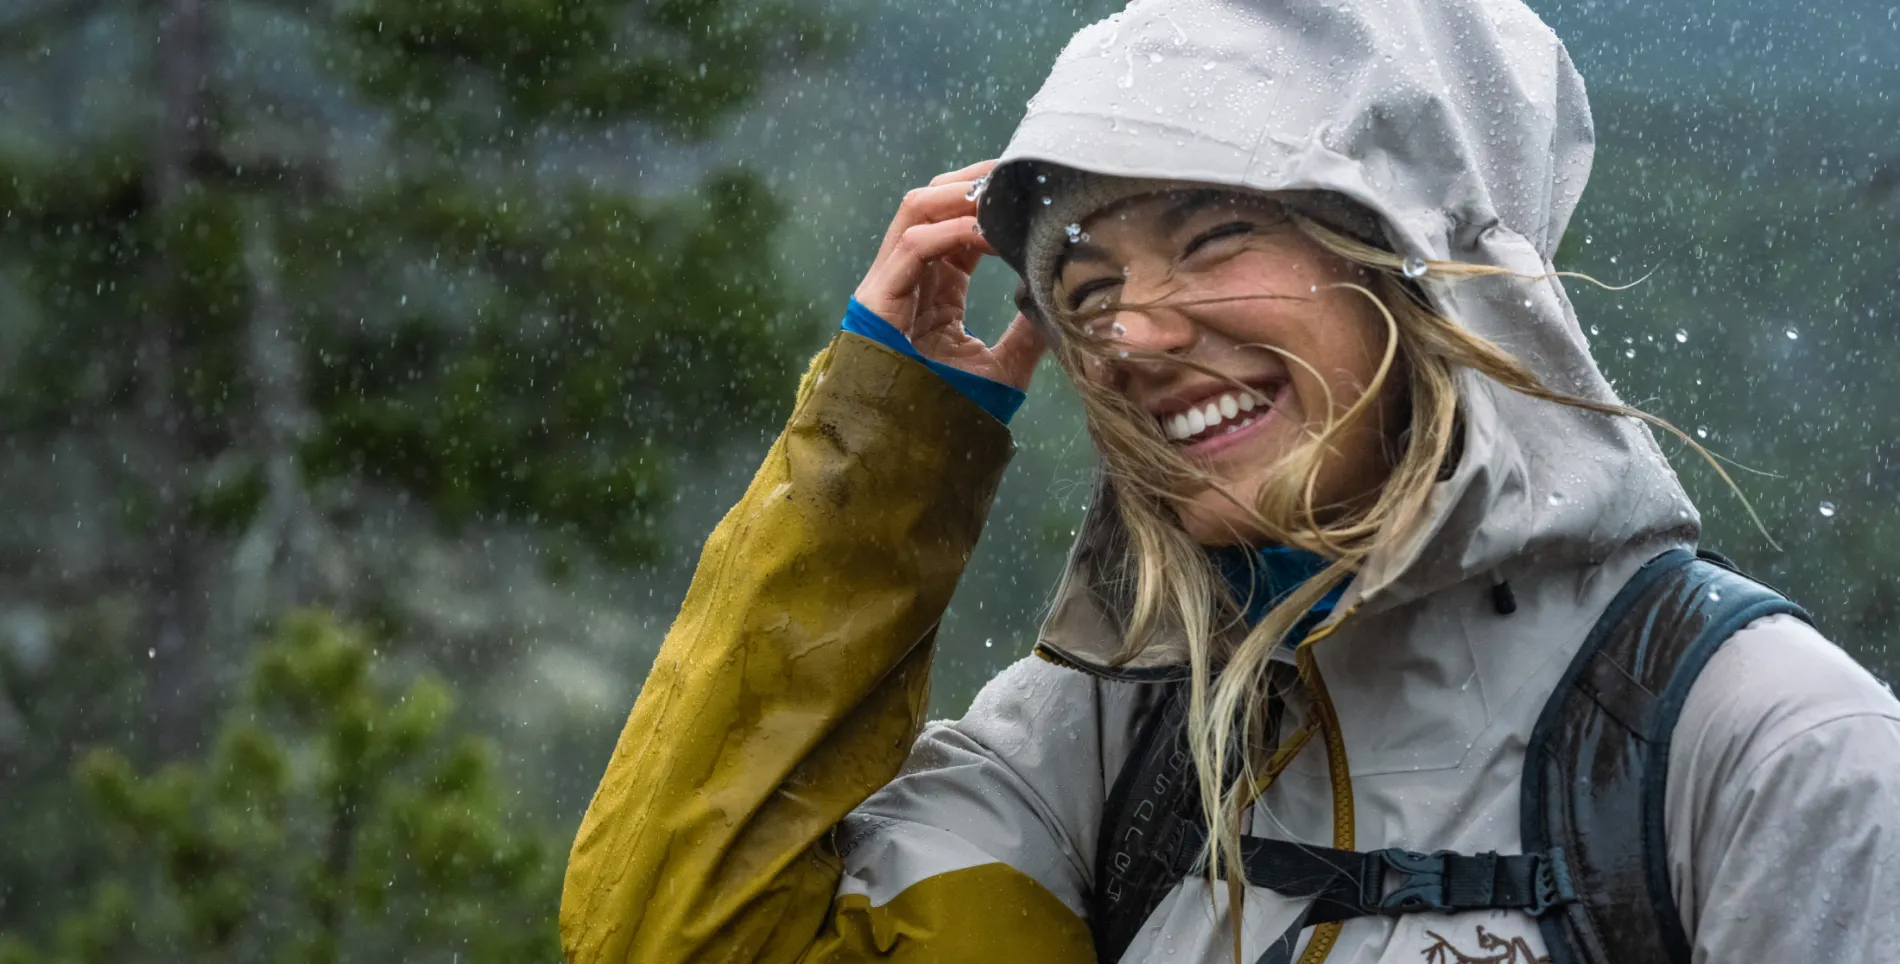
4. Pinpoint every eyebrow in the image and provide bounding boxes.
[1153,189,1230,238]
